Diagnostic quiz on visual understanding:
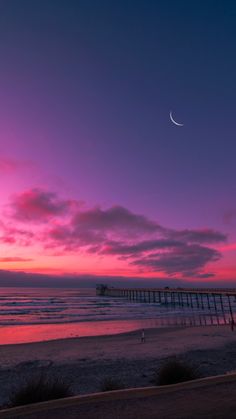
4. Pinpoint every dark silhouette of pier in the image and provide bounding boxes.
[96,285,236,324]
